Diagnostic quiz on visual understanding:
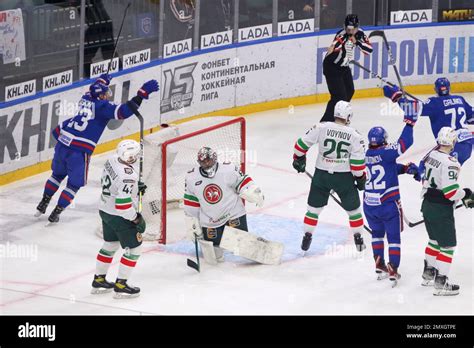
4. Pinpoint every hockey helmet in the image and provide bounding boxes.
[197,147,218,177]
[437,127,457,147]
[90,81,111,99]
[434,77,450,96]
[334,101,353,124]
[345,14,359,29]
[117,139,141,164]
[368,126,388,147]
